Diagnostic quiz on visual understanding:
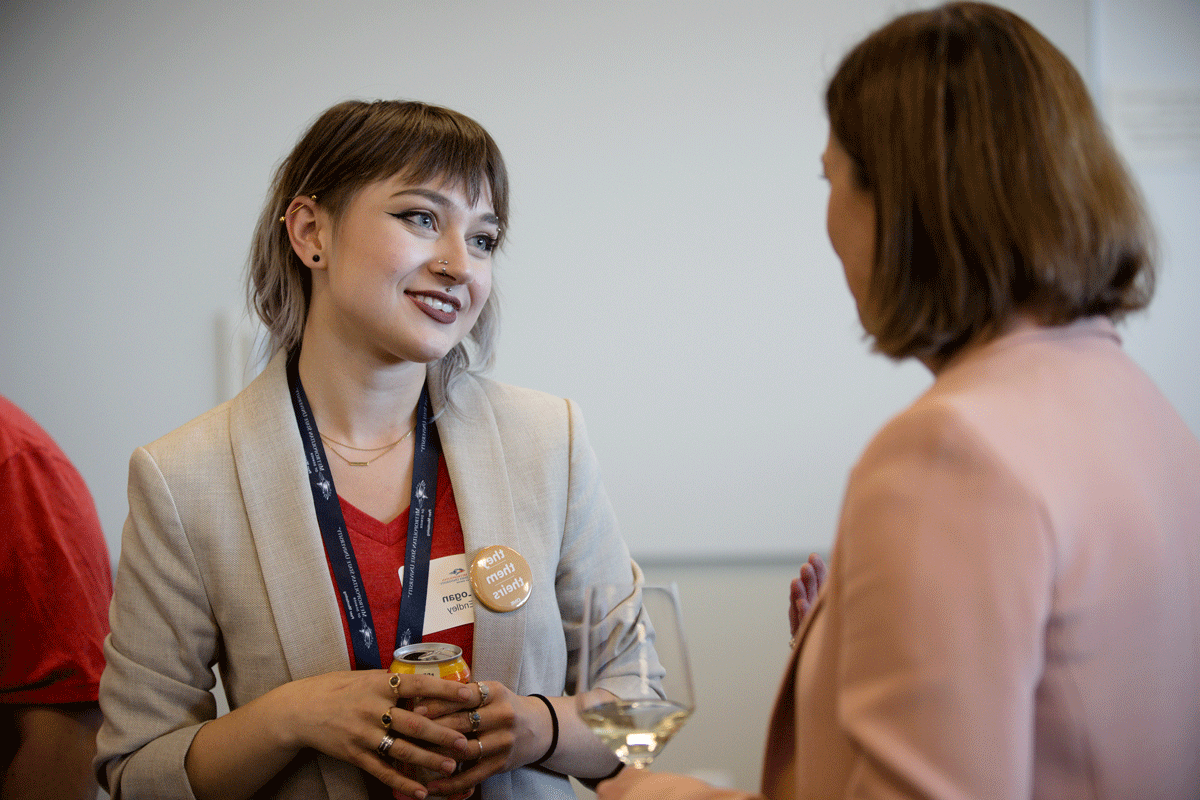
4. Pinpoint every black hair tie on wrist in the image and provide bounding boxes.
[576,755,625,790]
[528,694,559,767]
